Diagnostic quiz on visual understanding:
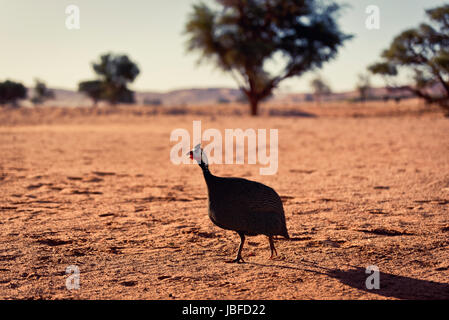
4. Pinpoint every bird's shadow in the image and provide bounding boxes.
[248,261,309,271]
[248,260,449,300]
[325,266,449,300]
[326,267,449,300]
